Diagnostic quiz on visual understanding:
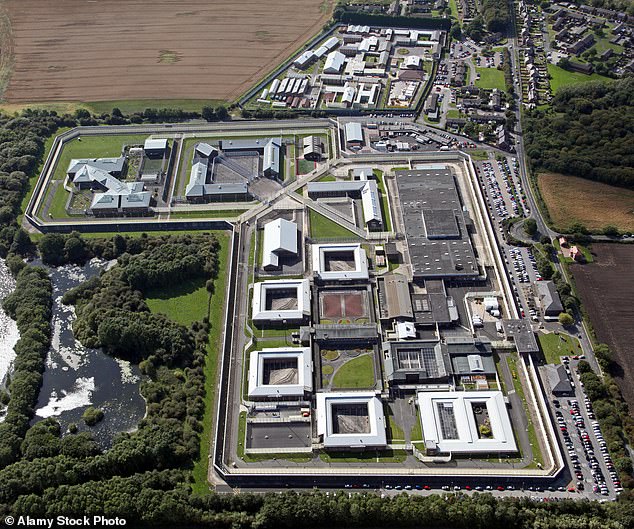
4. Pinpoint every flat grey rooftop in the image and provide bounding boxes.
[395,168,479,279]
